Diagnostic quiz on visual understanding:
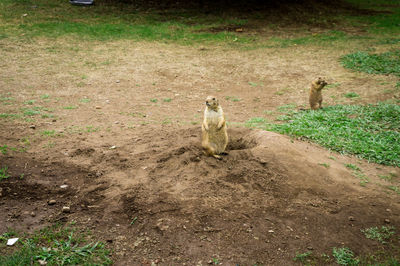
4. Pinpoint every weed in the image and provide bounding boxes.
[86,126,99,133]
[24,100,36,105]
[340,50,400,77]
[0,166,10,181]
[345,164,361,171]
[344,92,360,99]
[332,247,359,265]
[277,103,297,113]
[329,156,337,160]
[361,226,395,244]
[150,98,158,103]
[163,98,172,102]
[130,217,138,225]
[63,106,78,110]
[378,173,397,182]
[248,82,258,87]
[22,107,42,116]
[0,145,8,155]
[293,251,312,263]
[41,94,50,99]
[41,130,56,137]
[319,163,330,168]
[326,83,341,89]
[225,96,241,102]
[275,87,292,95]
[387,185,400,195]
